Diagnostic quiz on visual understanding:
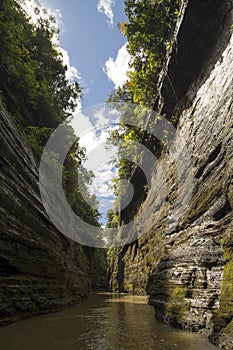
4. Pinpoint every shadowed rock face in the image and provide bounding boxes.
[110,0,233,348]
[0,108,106,324]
